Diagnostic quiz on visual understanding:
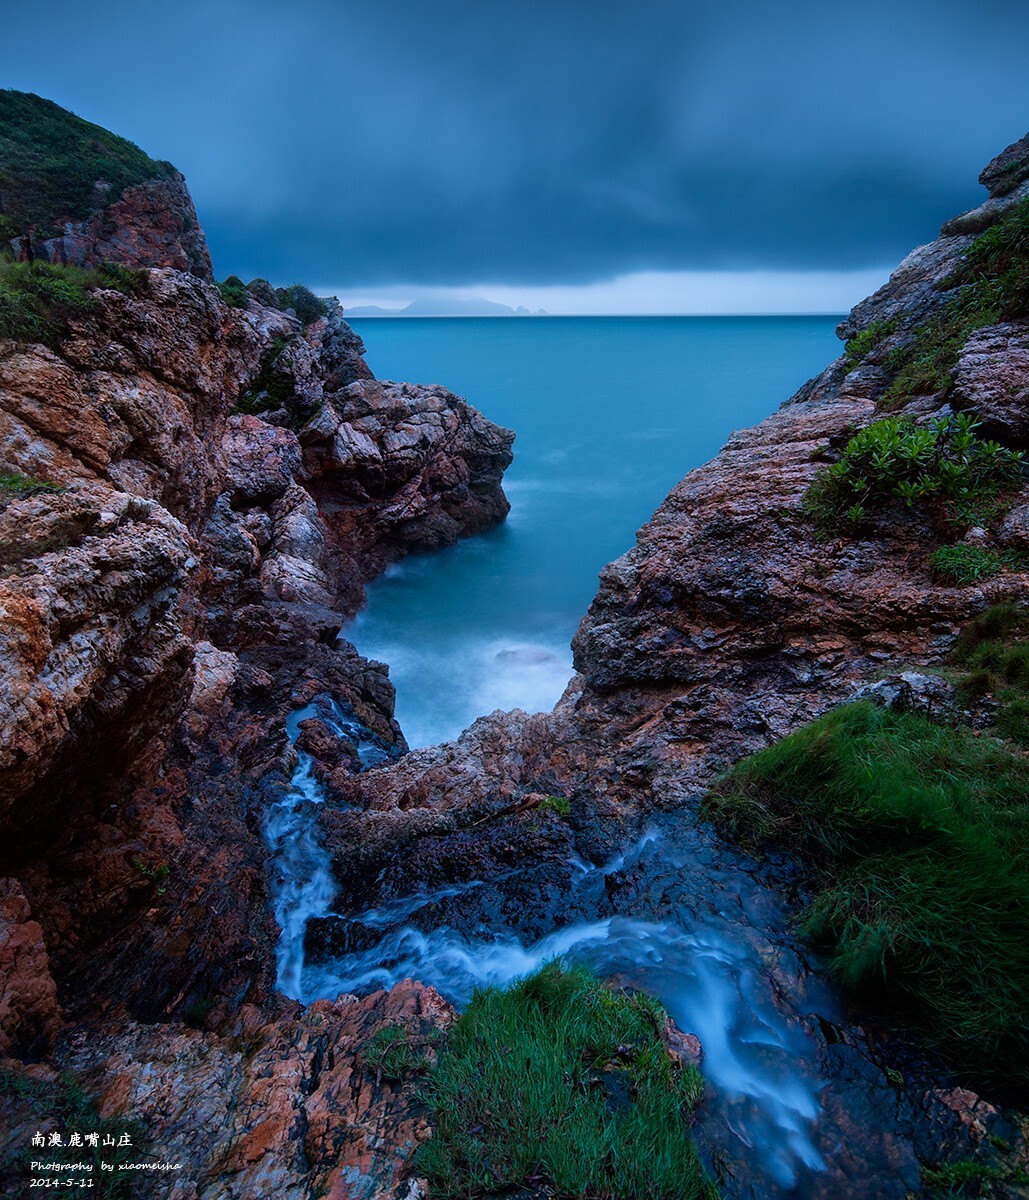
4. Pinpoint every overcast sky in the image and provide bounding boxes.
[3,0,1028,312]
